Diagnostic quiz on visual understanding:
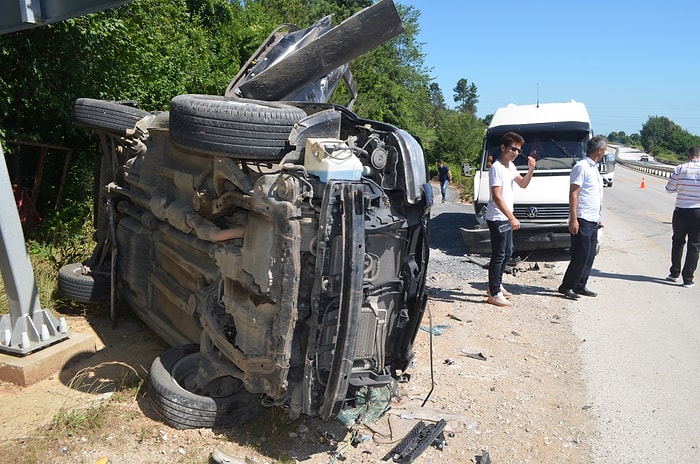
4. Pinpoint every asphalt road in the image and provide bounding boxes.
[572,164,700,462]
[448,160,699,462]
